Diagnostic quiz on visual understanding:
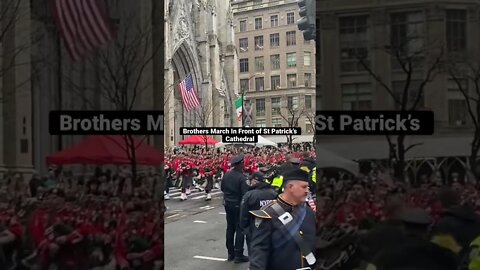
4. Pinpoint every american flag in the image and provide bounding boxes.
[52,0,116,61]
[178,74,200,112]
